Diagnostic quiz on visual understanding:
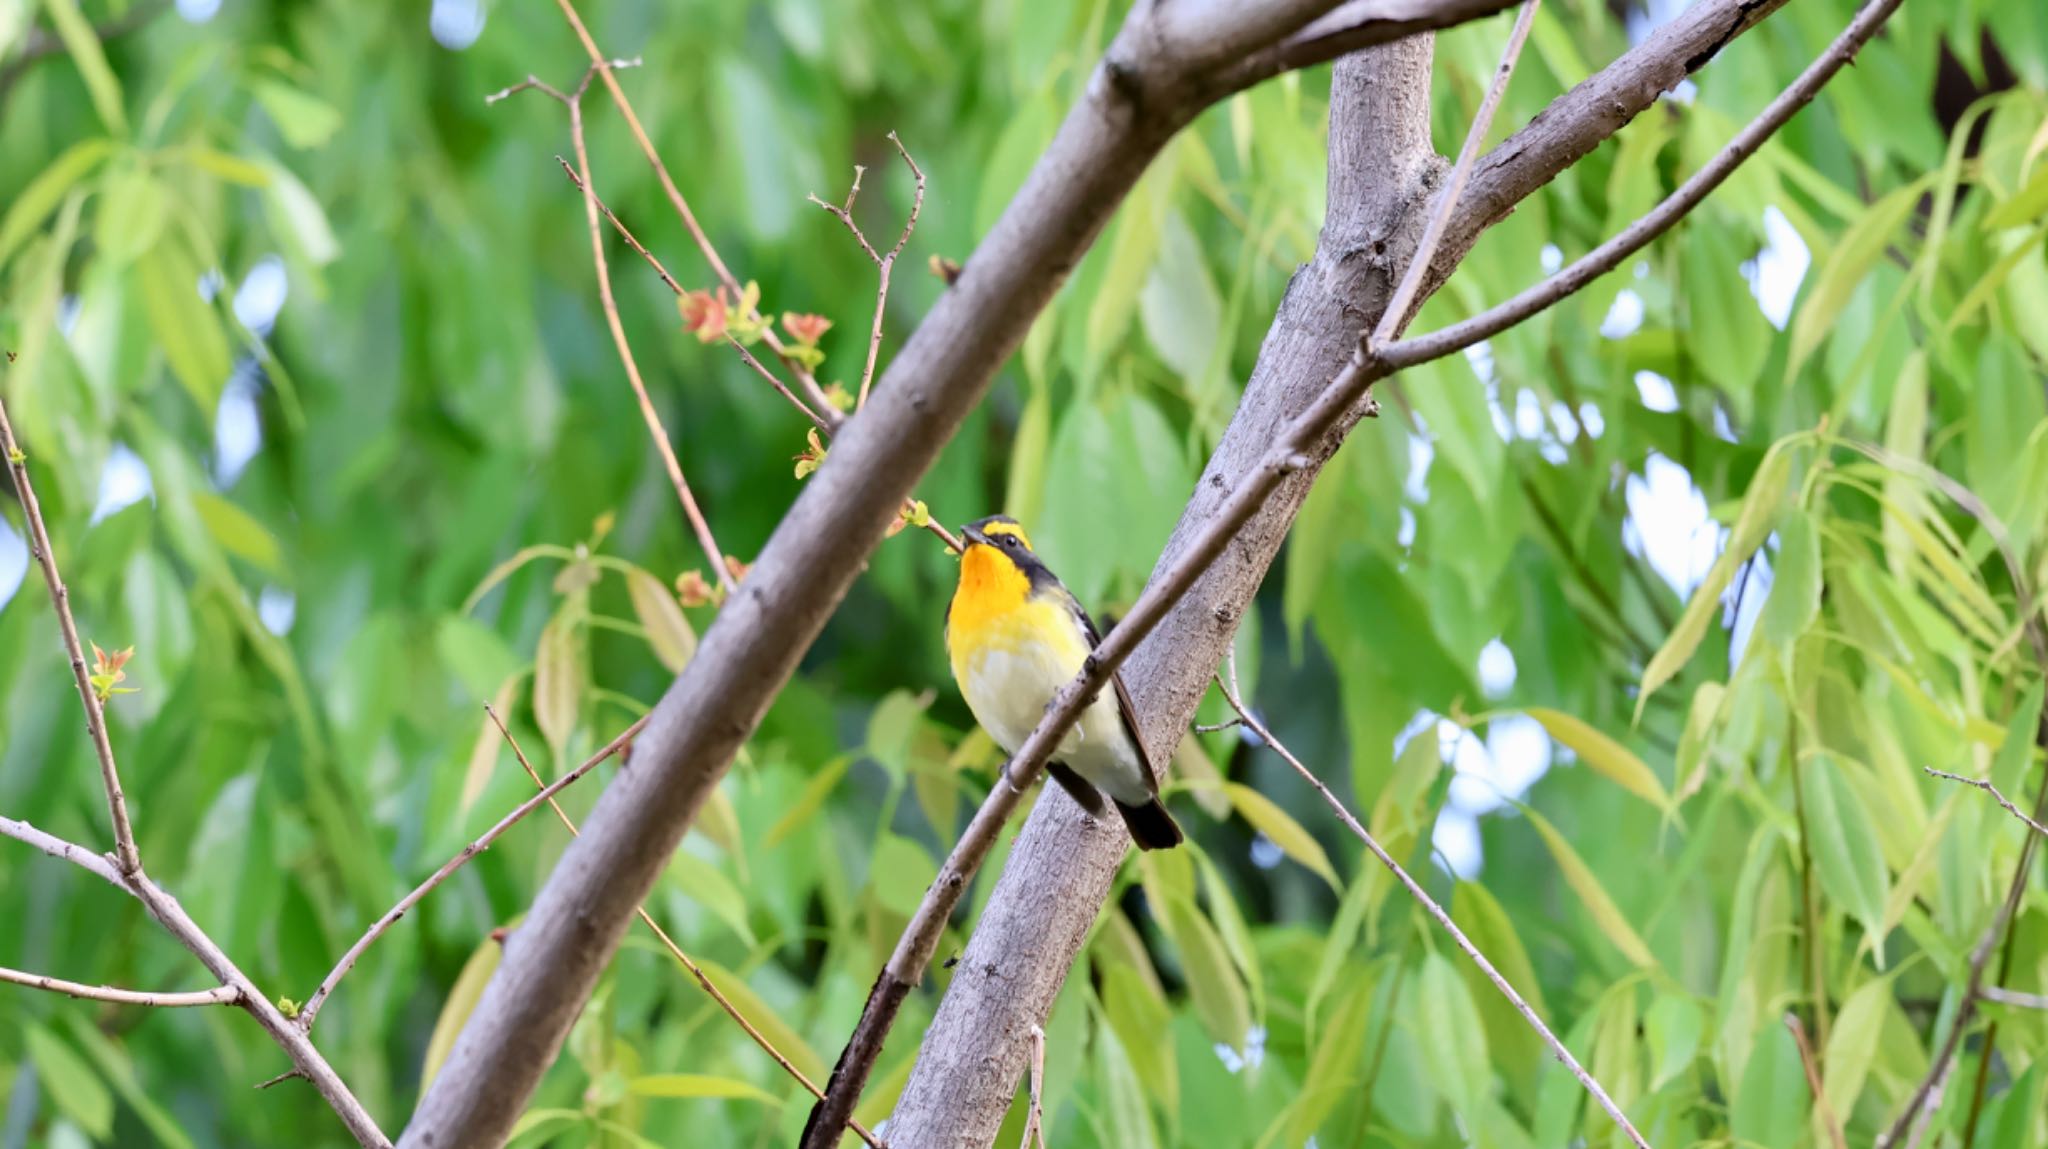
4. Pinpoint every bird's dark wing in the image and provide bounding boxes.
[1065,591,1163,800]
